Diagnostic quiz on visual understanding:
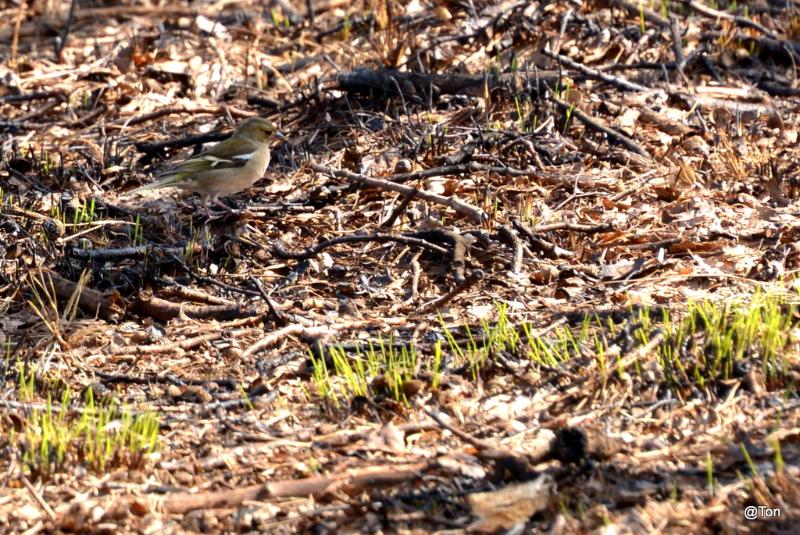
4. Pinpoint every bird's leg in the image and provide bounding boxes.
[213,197,255,218]
[213,198,237,212]
[201,195,211,219]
